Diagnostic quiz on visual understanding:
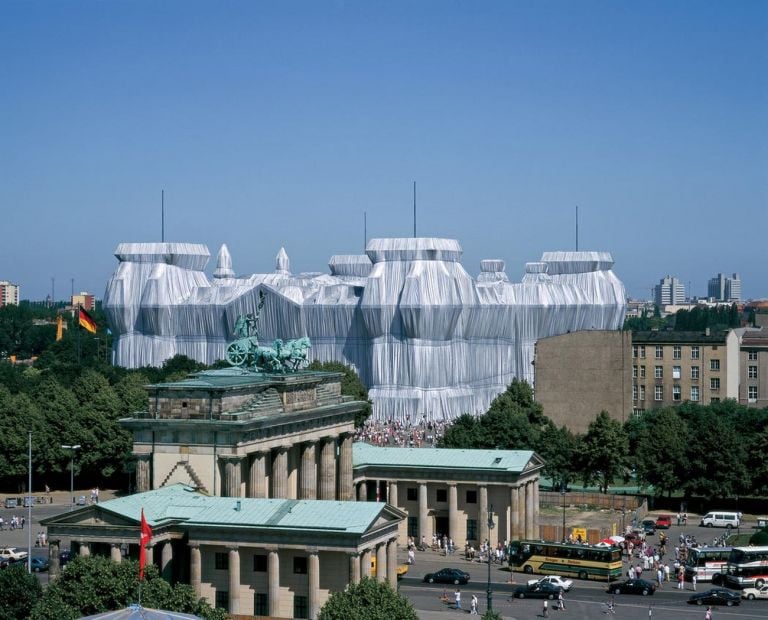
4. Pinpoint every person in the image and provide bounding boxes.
[705,606,712,620]
[557,590,565,610]
[605,599,616,615]
[454,588,461,610]
[692,573,697,591]
[678,570,685,589]
[470,594,478,615]
[543,599,549,618]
